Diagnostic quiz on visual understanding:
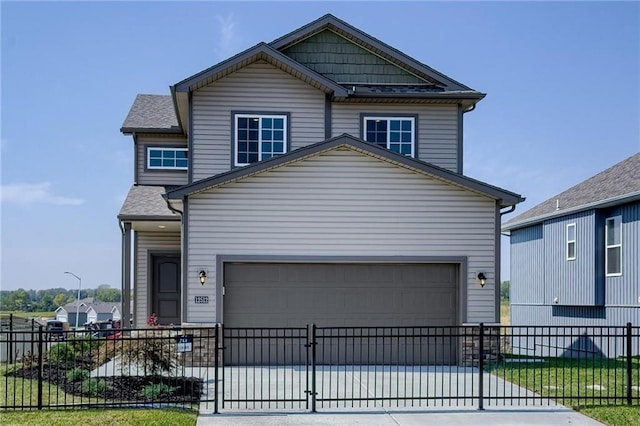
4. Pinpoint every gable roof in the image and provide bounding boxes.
[173,42,349,96]
[503,152,640,231]
[270,14,475,93]
[121,94,181,134]
[60,298,121,315]
[166,134,523,207]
